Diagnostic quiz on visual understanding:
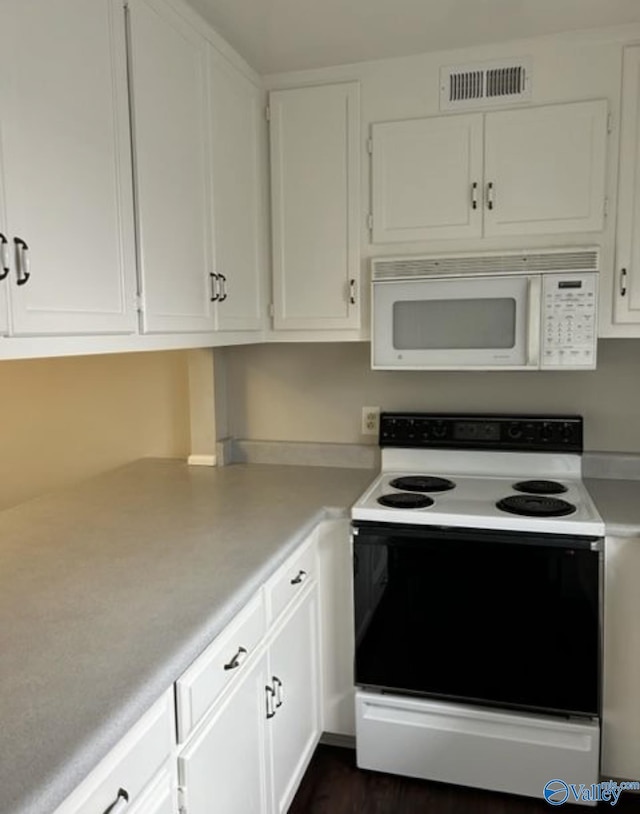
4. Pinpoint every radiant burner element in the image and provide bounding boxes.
[389,475,456,492]
[513,479,568,495]
[496,495,576,517]
[377,493,434,509]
